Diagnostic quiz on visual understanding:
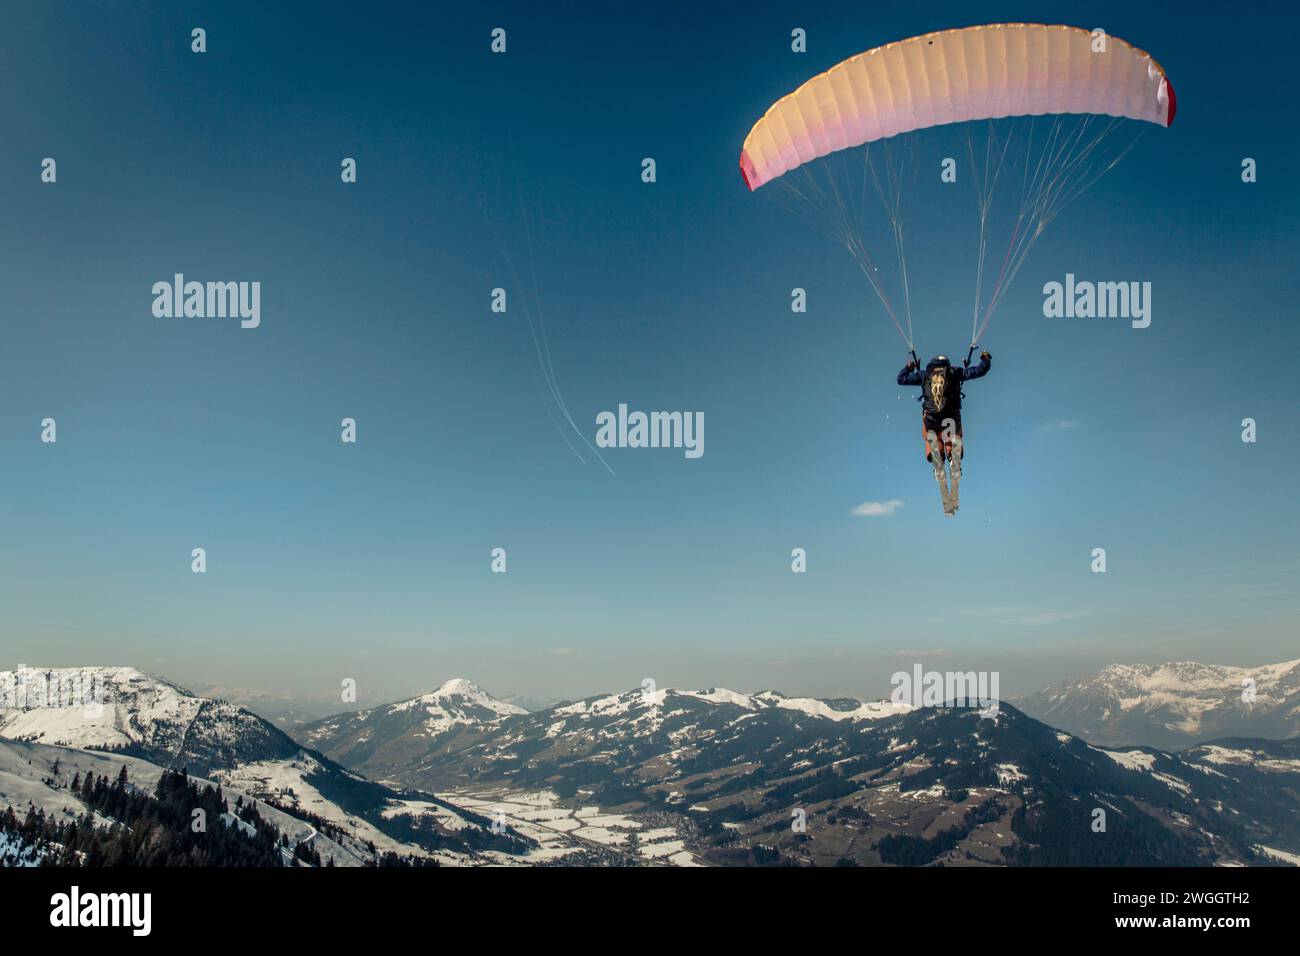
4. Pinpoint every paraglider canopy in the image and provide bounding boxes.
[740,23,1174,193]
[740,23,1176,357]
